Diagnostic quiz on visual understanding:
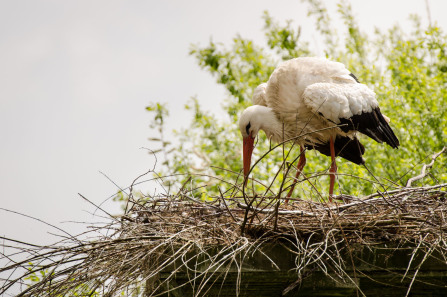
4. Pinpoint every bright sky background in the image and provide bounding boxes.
[1,0,446,250]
